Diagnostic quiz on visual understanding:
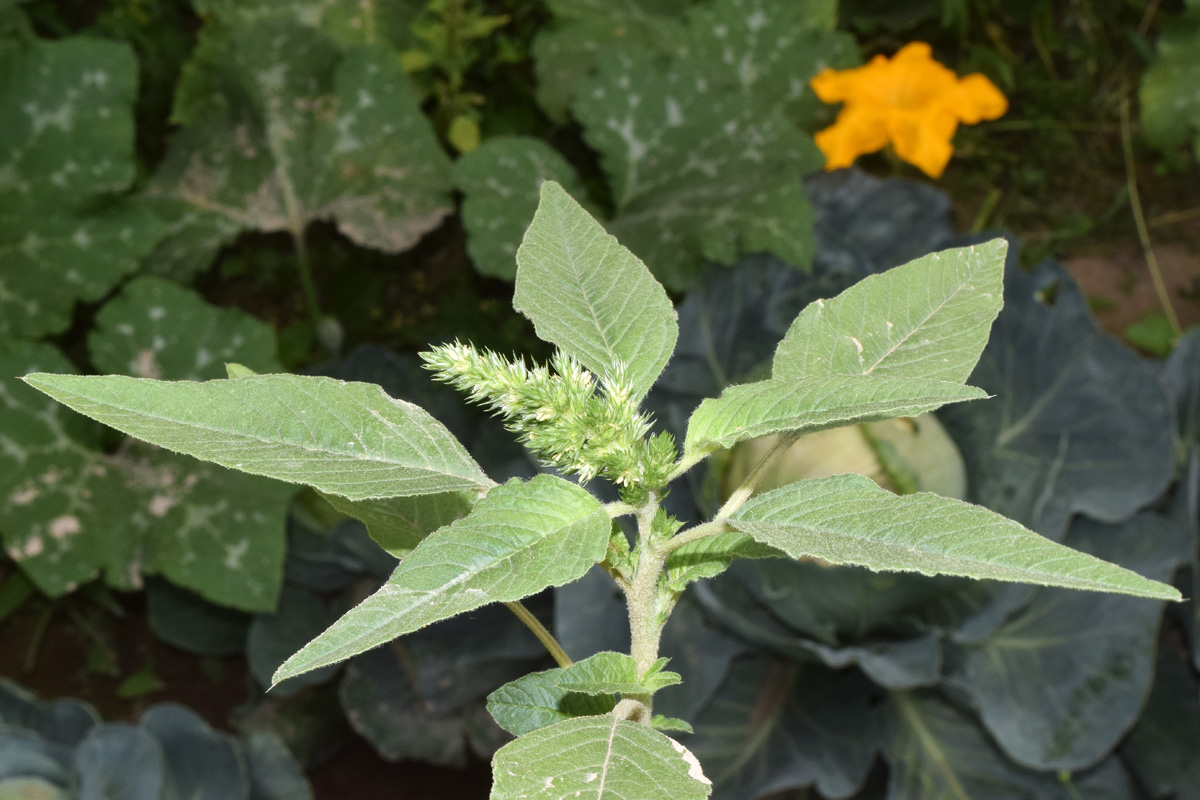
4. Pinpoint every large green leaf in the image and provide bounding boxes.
[1140,11,1200,156]
[273,476,610,683]
[89,277,282,381]
[190,0,419,49]
[939,261,1174,539]
[514,181,678,401]
[687,656,881,800]
[1121,638,1200,799]
[533,0,691,122]
[683,0,857,126]
[574,45,821,290]
[684,375,984,456]
[0,38,164,337]
[727,474,1180,600]
[147,21,452,277]
[23,372,493,501]
[772,240,1006,383]
[489,715,712,800]
[453,137,593,281]
[886,694,1135,800]
[943,514,1177,771]
[1,341,291,610]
